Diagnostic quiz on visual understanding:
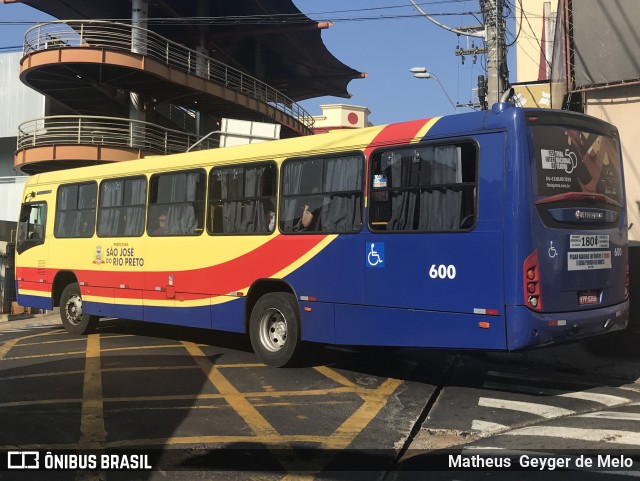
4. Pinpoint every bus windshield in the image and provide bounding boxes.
[530,125,623,206]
